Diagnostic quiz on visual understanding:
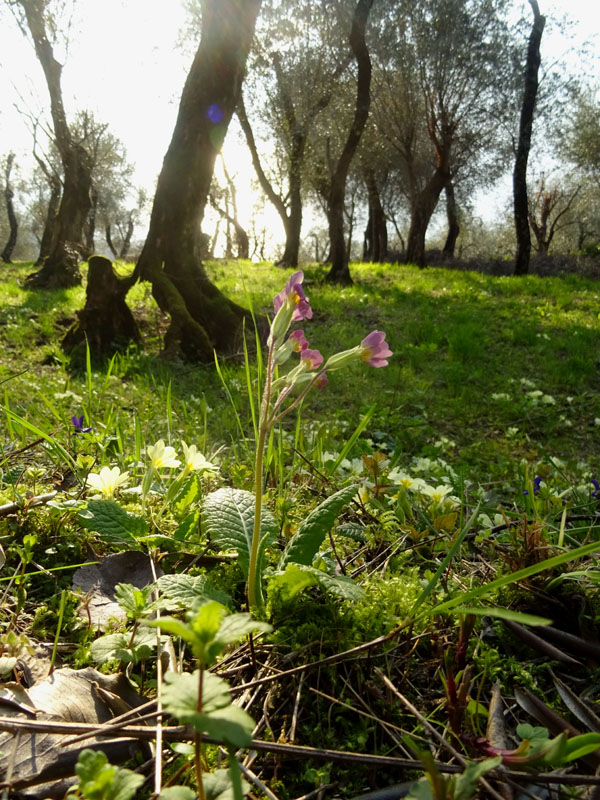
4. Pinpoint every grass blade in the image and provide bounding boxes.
[428,539,600,618]
[328,404,376,475]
